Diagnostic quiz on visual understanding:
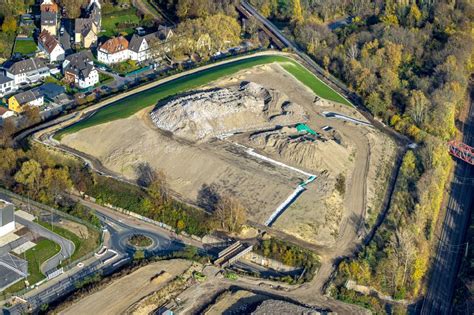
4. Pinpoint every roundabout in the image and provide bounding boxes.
[127,233,154,249]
